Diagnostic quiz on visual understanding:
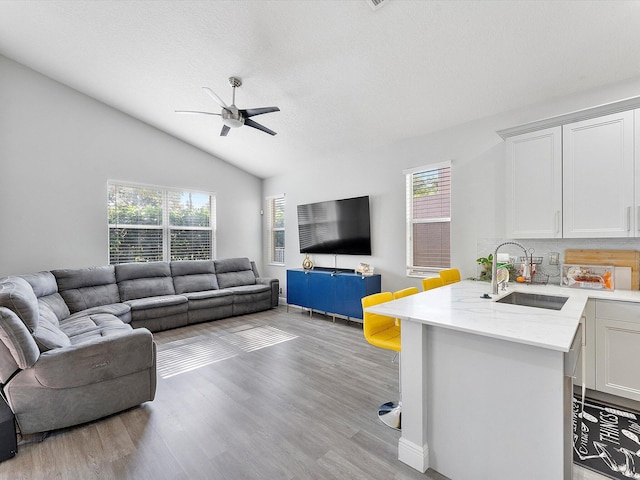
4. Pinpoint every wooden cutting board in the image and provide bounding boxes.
[564,249,640,290]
